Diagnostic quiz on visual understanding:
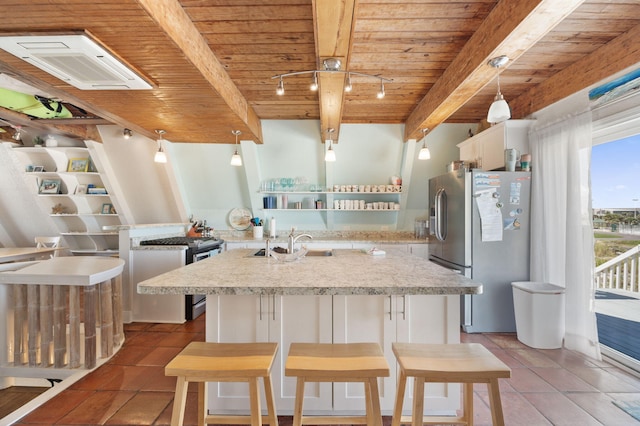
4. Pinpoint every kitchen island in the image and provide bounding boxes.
[137,248,482,417]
